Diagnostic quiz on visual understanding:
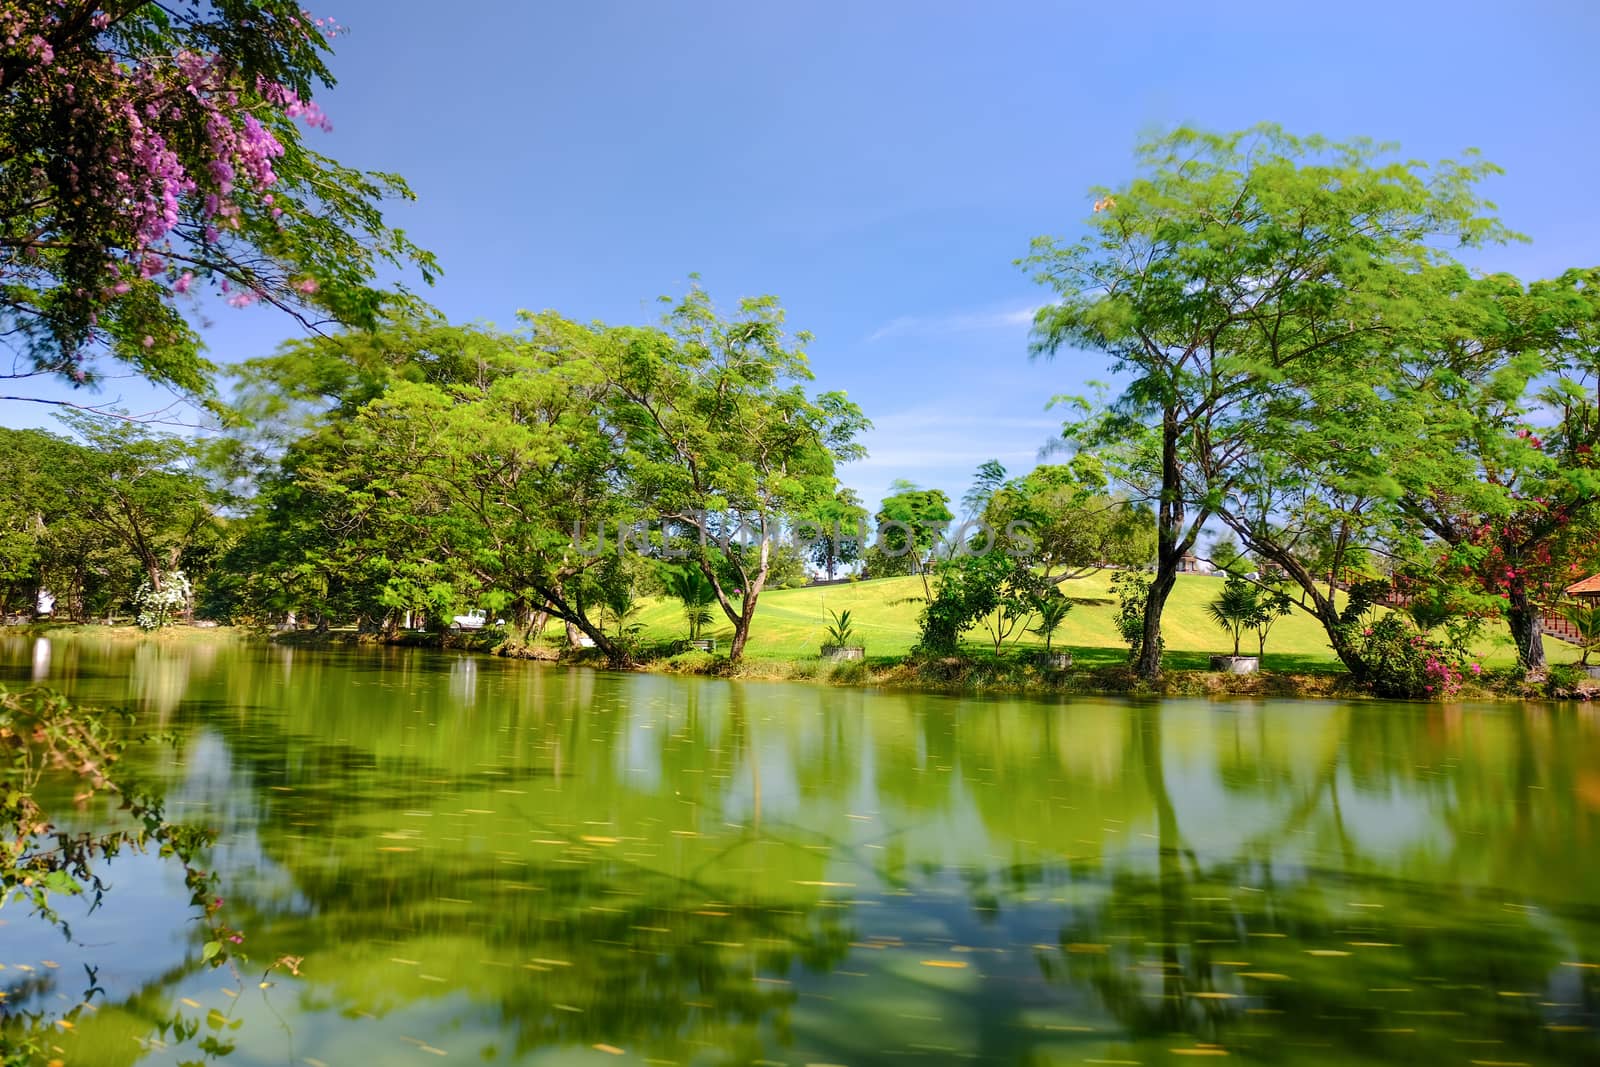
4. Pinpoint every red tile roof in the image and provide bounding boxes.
[1567,573,1600,597]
